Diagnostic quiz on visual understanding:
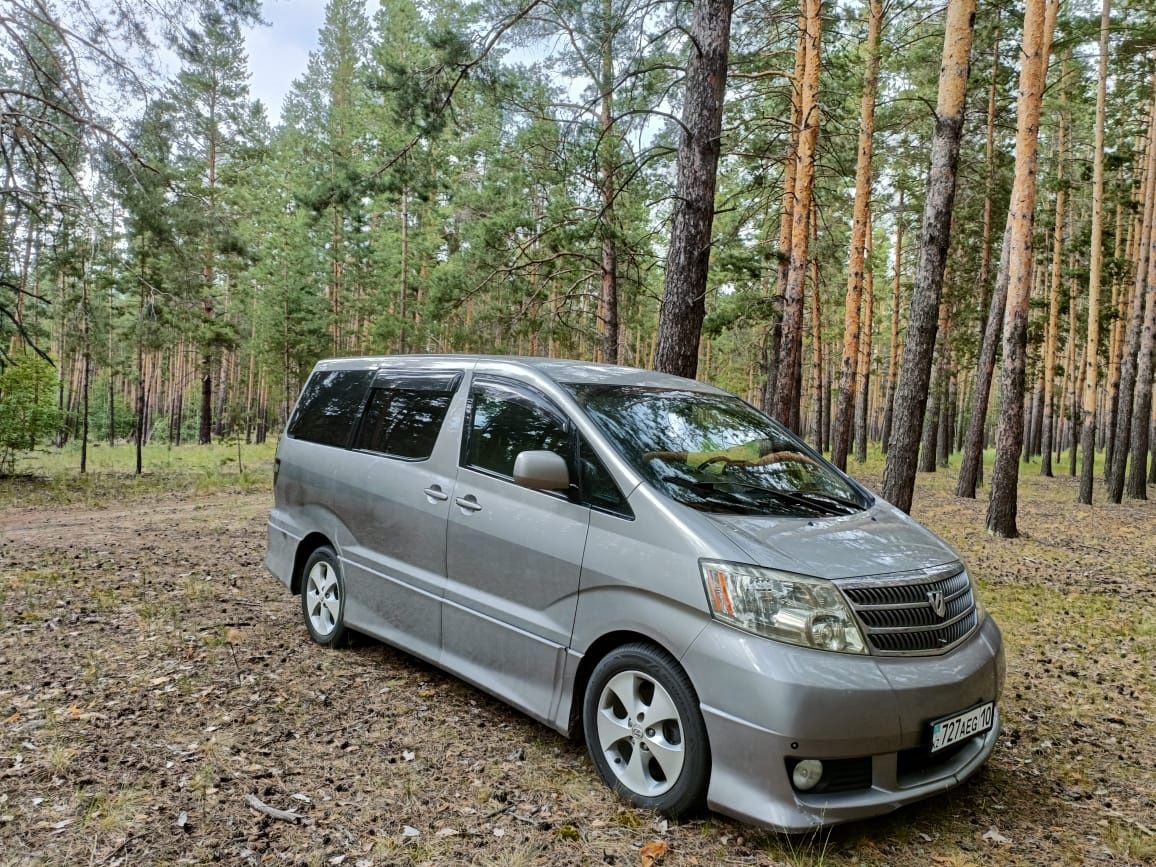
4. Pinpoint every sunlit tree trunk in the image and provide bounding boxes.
[881,0,976,513]
[771,0,821,431]
[987,0,1059,536]
[832,0,882,469]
